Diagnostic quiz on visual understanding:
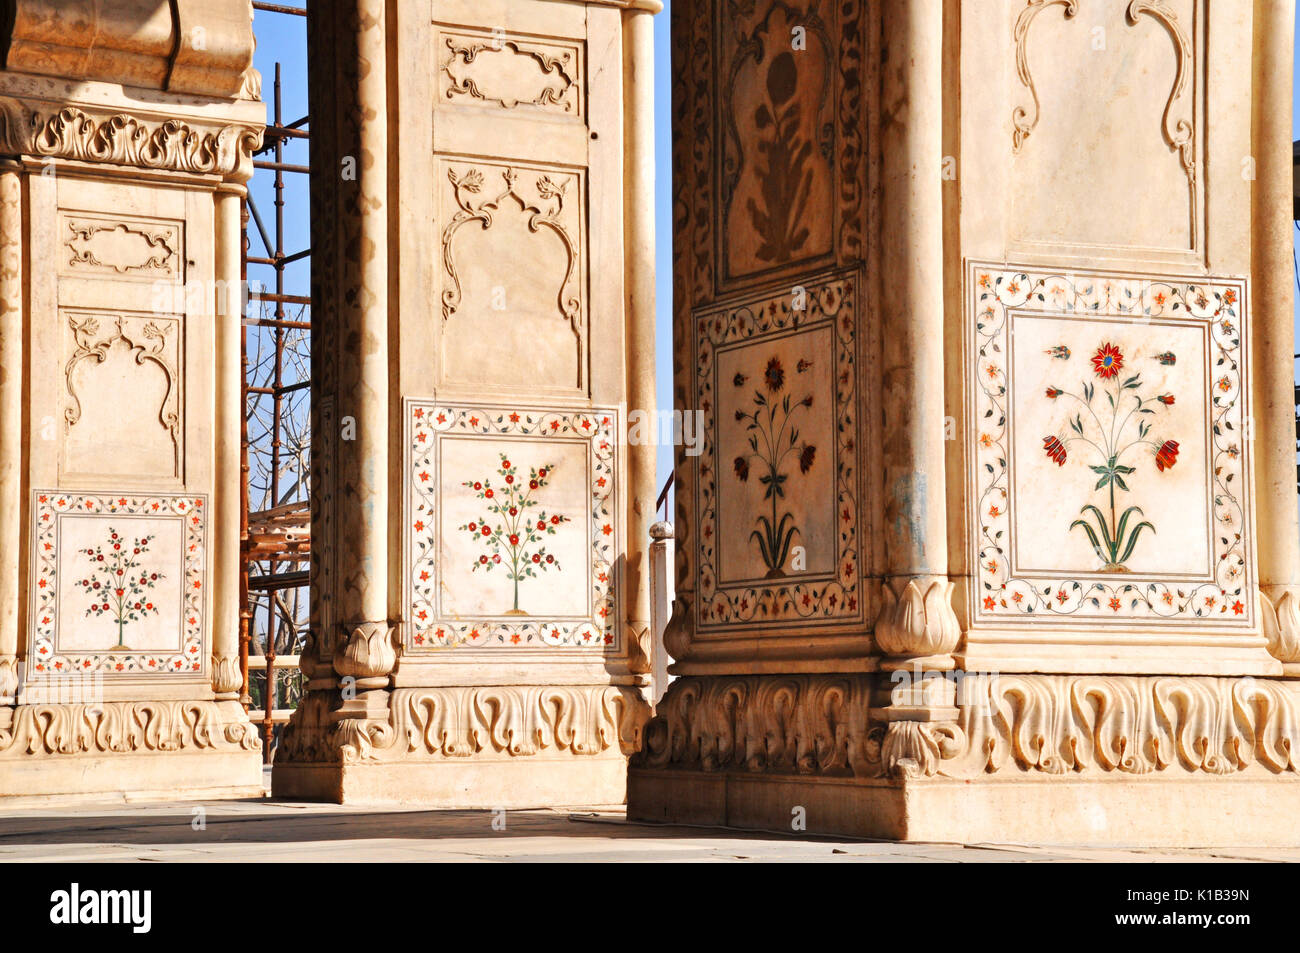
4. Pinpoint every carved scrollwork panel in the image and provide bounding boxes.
[437,29,583,117]
[0,98,262,179]
[61,309,182,481]
[60,213,183,280]
[438,161,585,392]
